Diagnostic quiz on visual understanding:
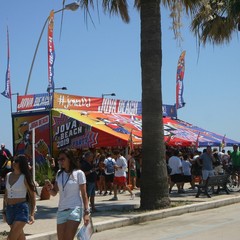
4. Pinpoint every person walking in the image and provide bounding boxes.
[110,150,134,201]
[96,154,106,195]
[1,143,12,159]
[168,149,184,193]
[181,154,195,190]
[0,144,13,190]
[198,146,215,183]
[230,144,240,186]
[2,154,37,240]
[128,151,138,189]
[45,149,90,240]
[103,152,116,196]
[80,151,98,212]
